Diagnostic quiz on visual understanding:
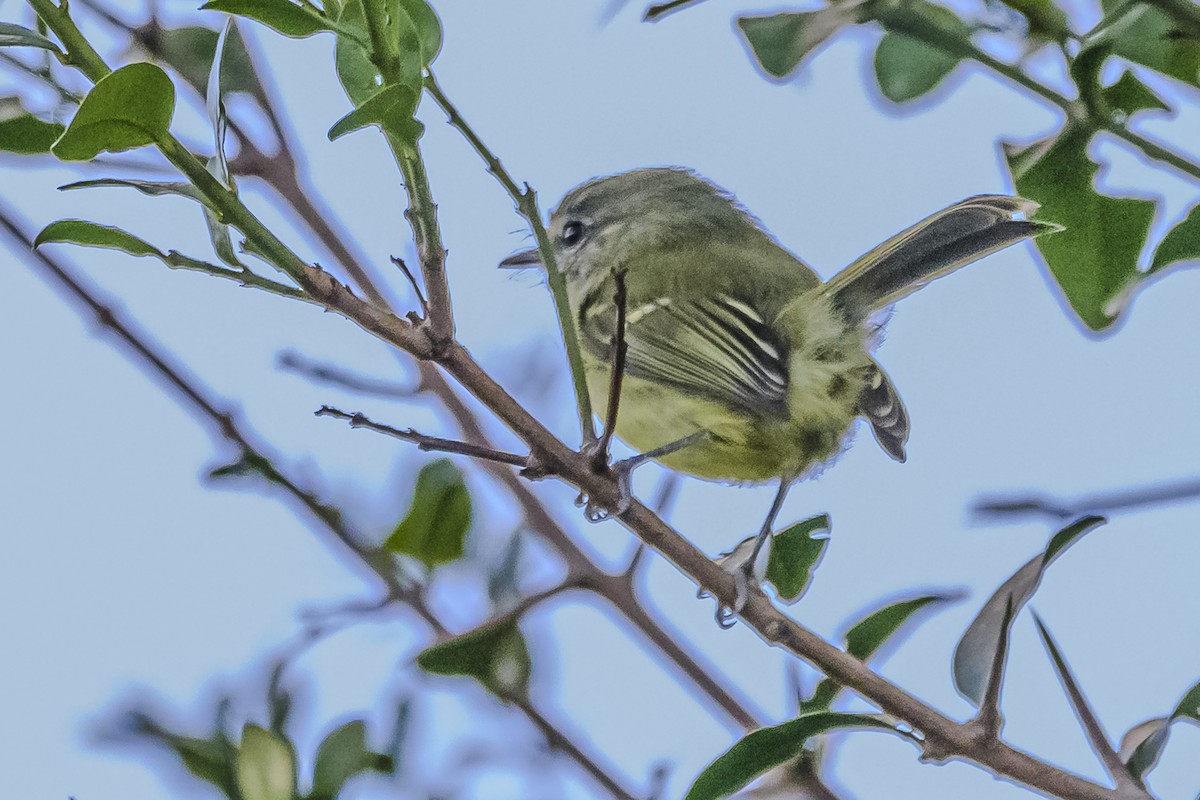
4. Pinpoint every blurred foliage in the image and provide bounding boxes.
[730,0,1200,332]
